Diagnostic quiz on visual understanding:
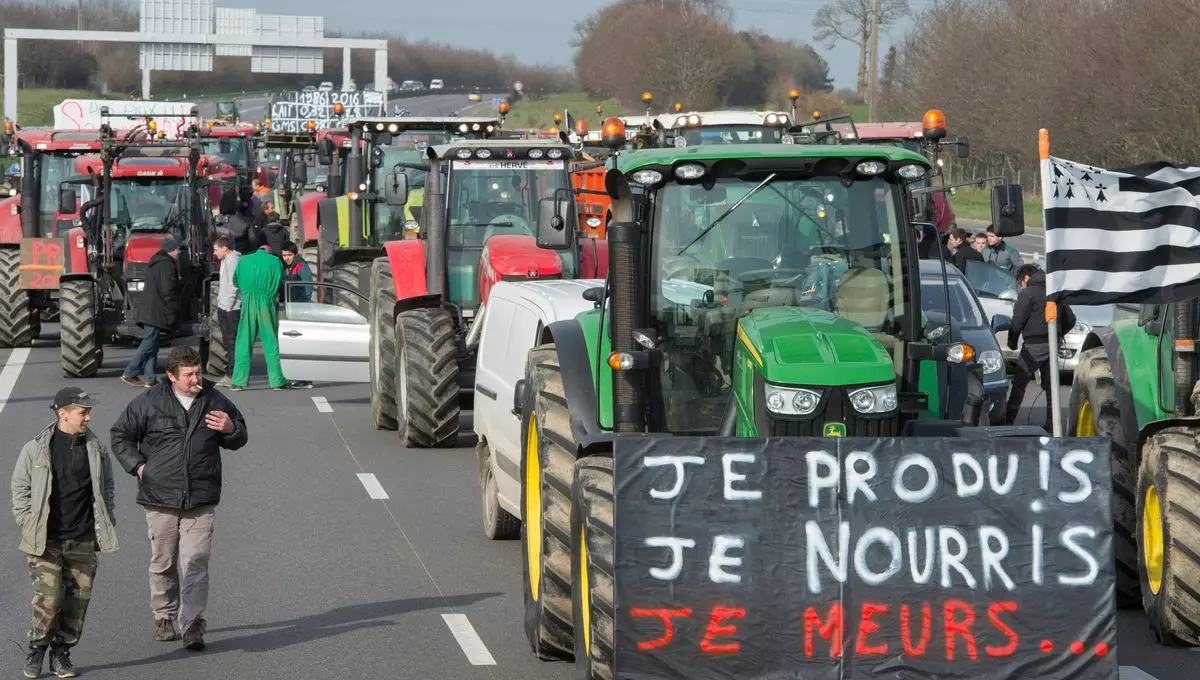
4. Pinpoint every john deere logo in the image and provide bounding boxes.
[823,422,847,437]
